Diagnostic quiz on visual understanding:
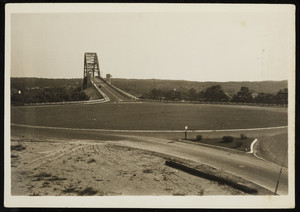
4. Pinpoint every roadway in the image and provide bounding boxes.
[11,124,288,195]
[10,78,290,195]
[93,77,131,102]
[111,135,288,195]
